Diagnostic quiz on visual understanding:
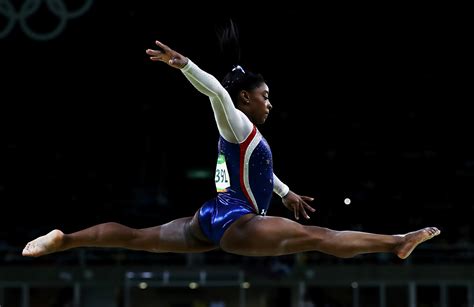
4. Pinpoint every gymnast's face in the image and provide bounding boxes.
[241,83,272,125]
